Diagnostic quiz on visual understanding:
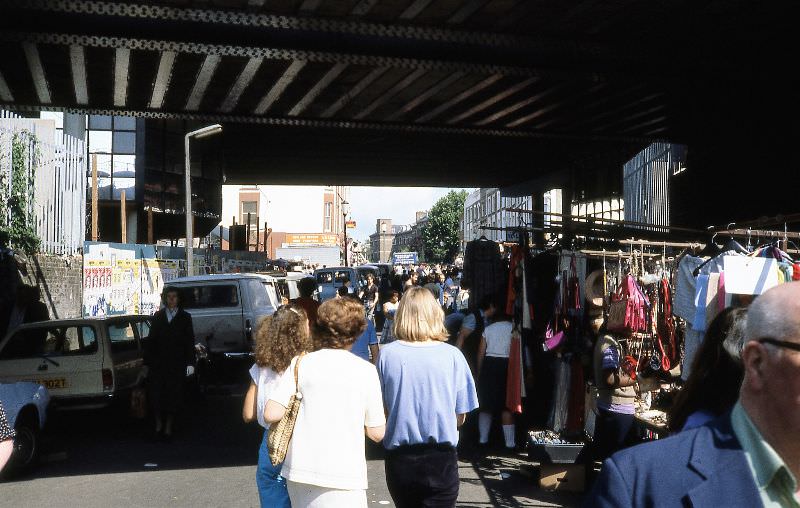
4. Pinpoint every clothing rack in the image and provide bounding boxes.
[502,207,706,235]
